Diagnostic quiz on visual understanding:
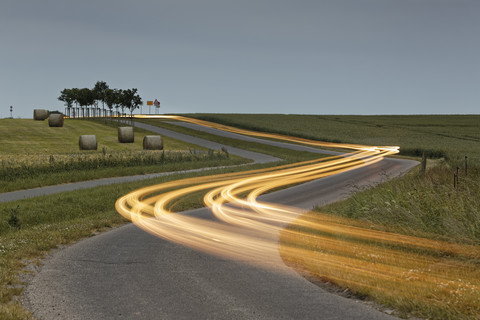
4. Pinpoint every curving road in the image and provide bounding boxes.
[23,119,418,319]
